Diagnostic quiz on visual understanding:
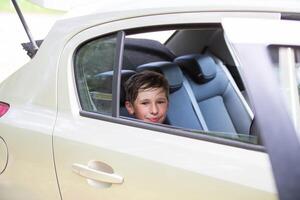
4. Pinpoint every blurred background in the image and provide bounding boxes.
[0,0,65,82]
